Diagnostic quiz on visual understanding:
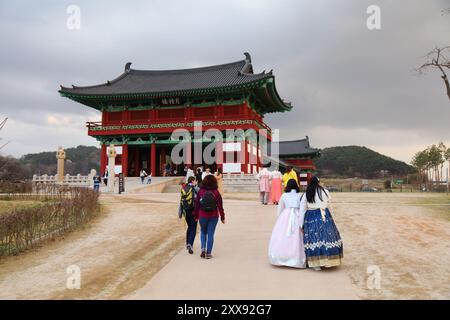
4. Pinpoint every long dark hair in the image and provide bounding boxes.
[306,176,328,203]
[284,179,299,193]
